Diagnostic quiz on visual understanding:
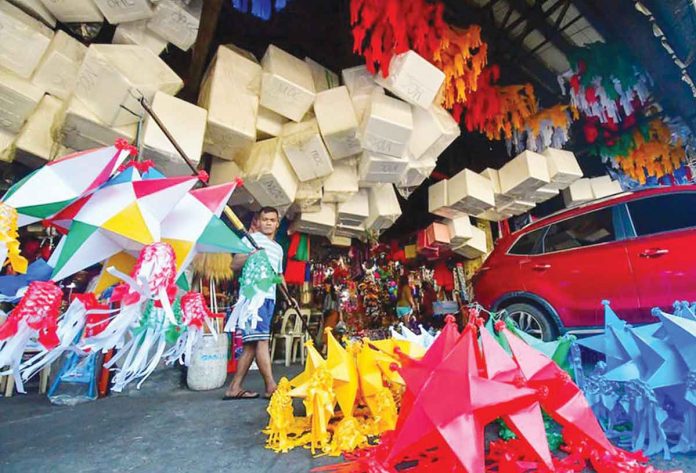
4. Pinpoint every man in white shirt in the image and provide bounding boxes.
[224,207,287,400]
